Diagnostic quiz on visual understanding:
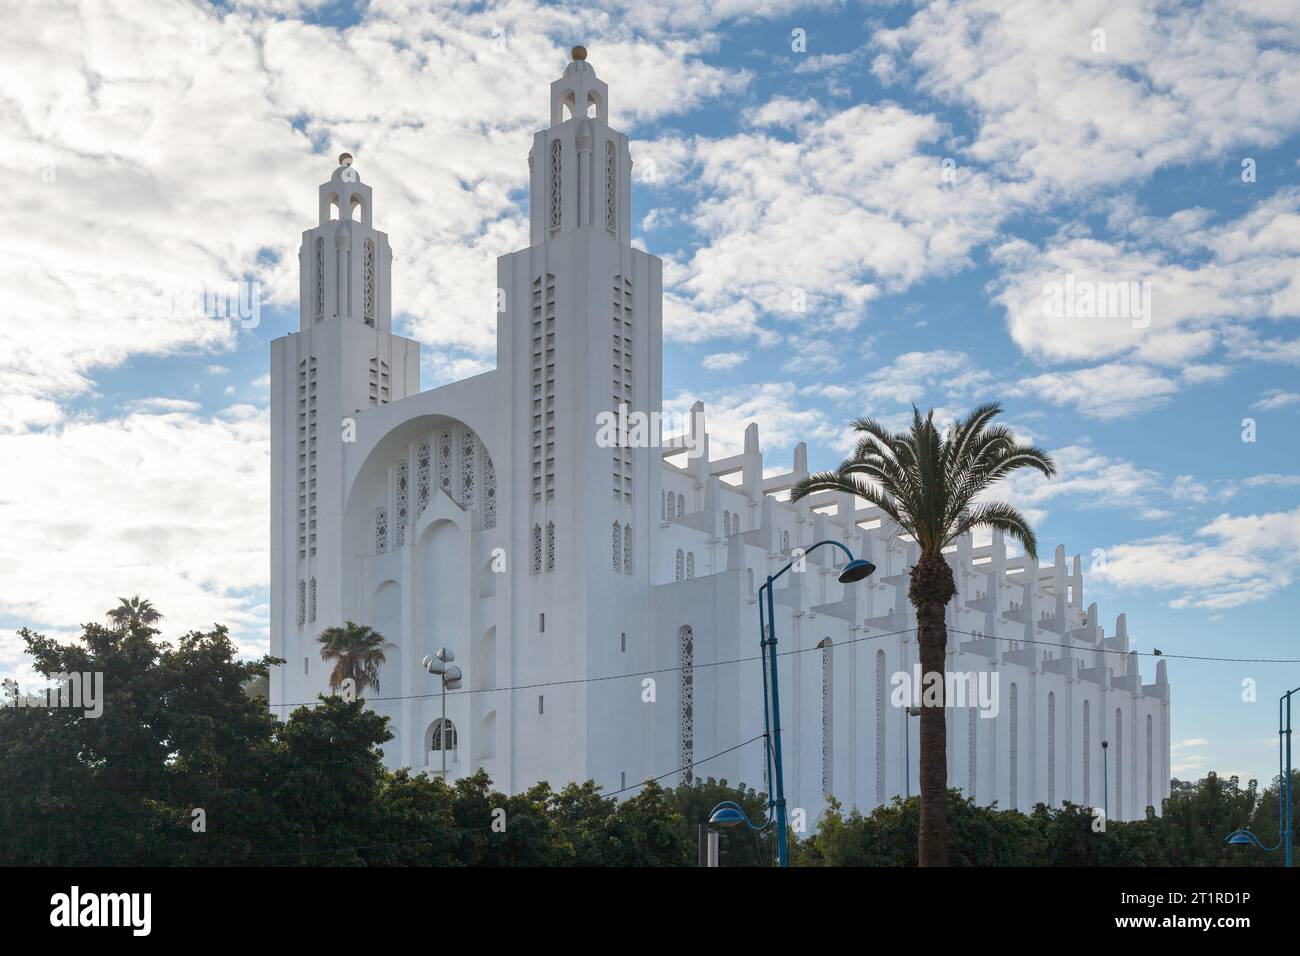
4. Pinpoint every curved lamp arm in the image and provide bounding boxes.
[708,800,773,832]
